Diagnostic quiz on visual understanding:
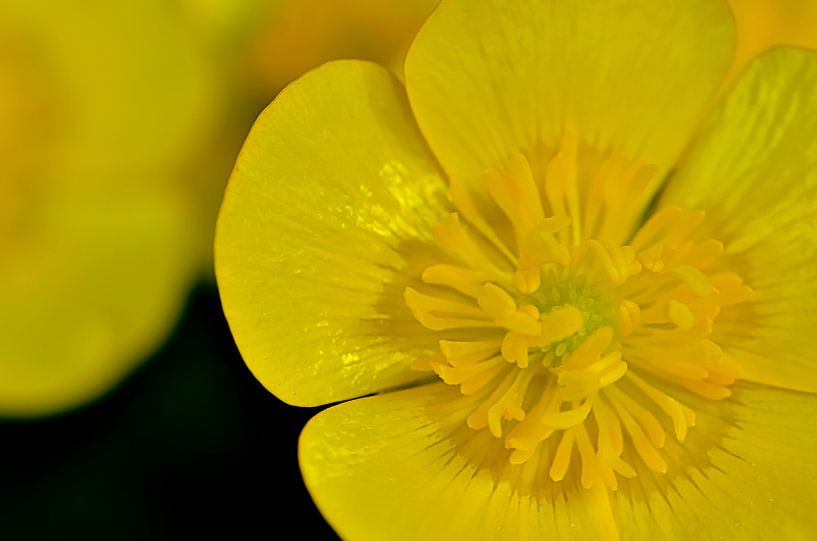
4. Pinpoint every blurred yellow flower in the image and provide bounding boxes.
[0,0,433,417]
[217,0,817,538]
[0,0,212,417]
